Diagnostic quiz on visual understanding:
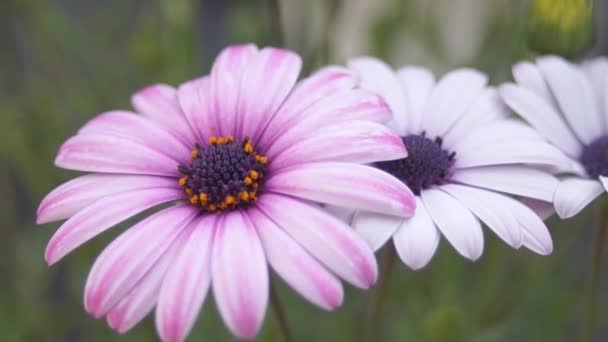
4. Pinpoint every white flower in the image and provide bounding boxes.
[500,55,608,219]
